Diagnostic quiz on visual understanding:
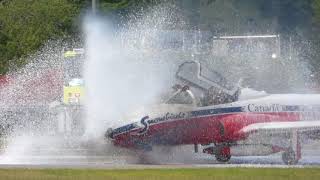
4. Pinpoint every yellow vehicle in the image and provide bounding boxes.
[50,48,85,136]
[62,49,85,105]
[63,85,85,105]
